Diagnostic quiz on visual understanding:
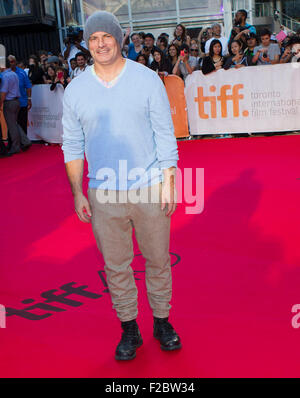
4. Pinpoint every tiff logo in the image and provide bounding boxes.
[0,304,6,328]
[195,84,249,119]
